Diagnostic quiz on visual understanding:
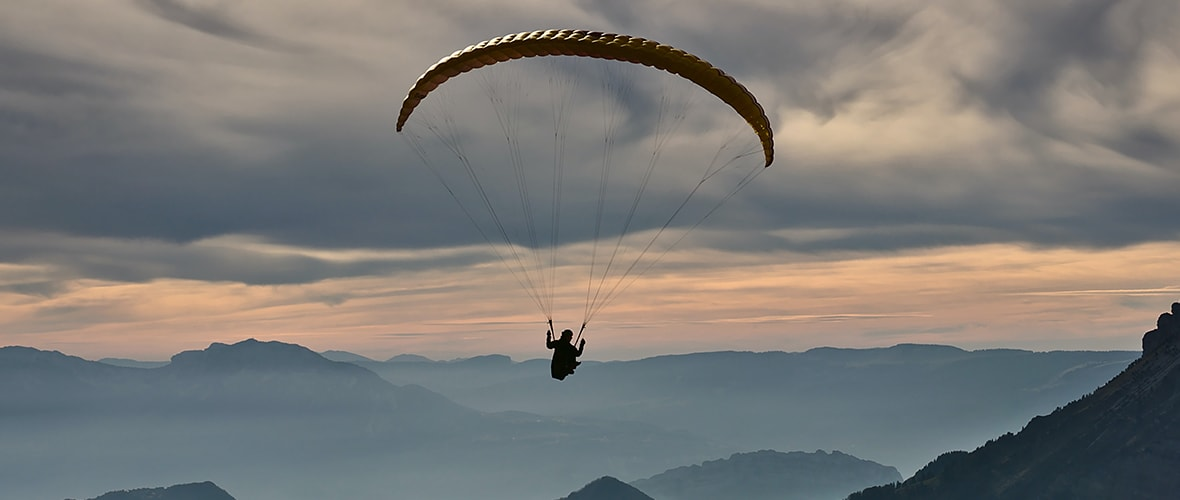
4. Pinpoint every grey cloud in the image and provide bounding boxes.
[575,0,919,119]
[0,281,66,298]
[135,0,304,52]
[571,0,642,31]
[1111,127,1180,169]
[0,43,126,99]
[1,0,1177,288]
[0,231,489,288]
[962,0,1148,113]
[0,43,148,165]
[952,0,1180,157]
[741,160,1180,253]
